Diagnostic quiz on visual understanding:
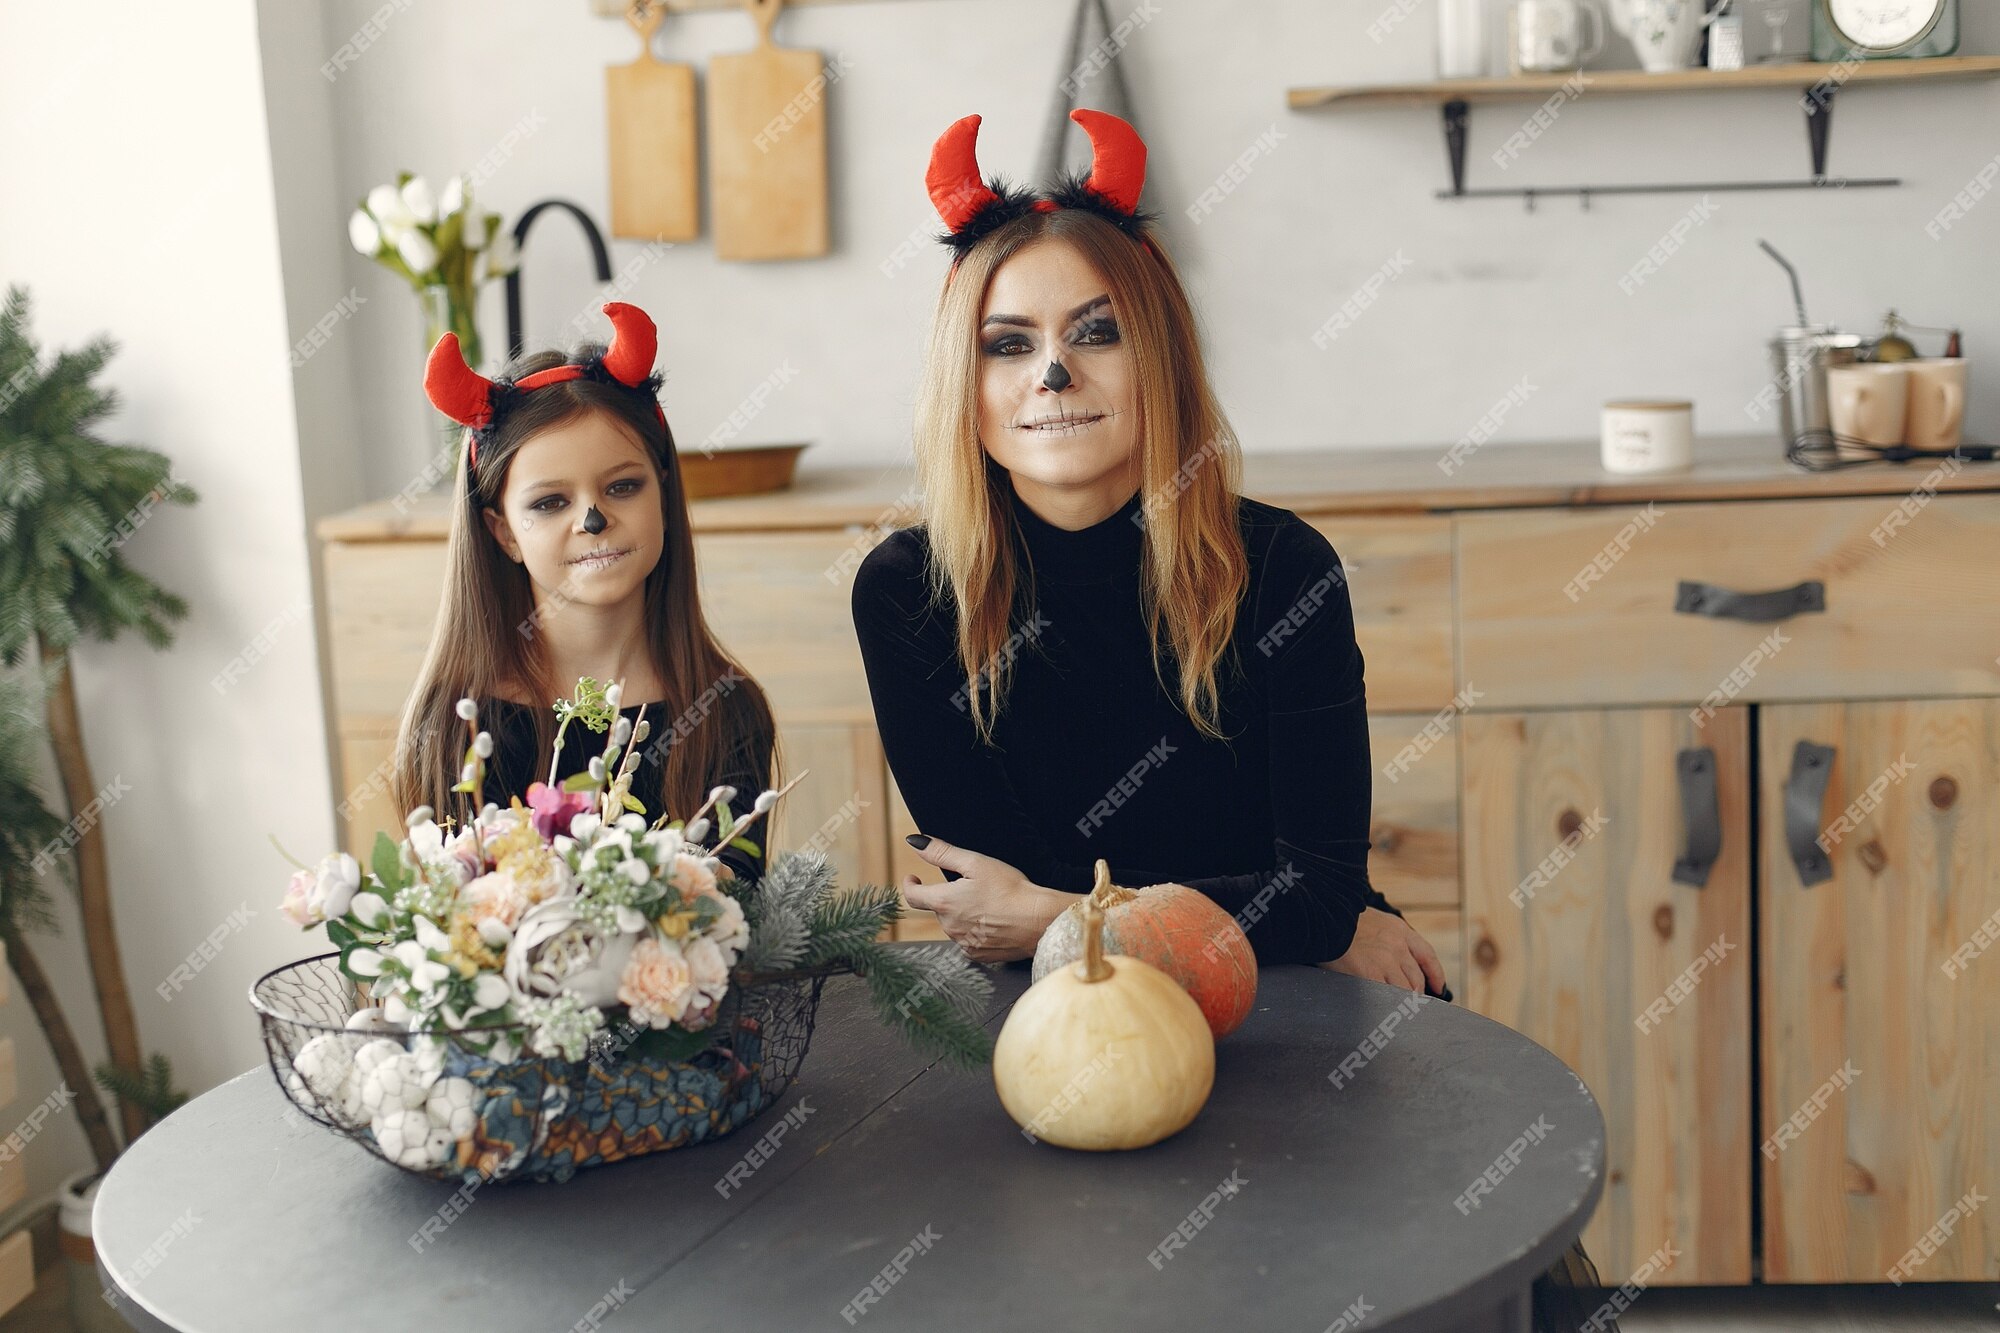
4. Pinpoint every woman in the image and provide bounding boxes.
[392,301,777,888]
[851,112,1440,990]
[851,111,1607,1331]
